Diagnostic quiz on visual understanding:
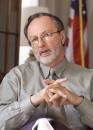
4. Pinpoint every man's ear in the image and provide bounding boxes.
[60,31,66,46]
